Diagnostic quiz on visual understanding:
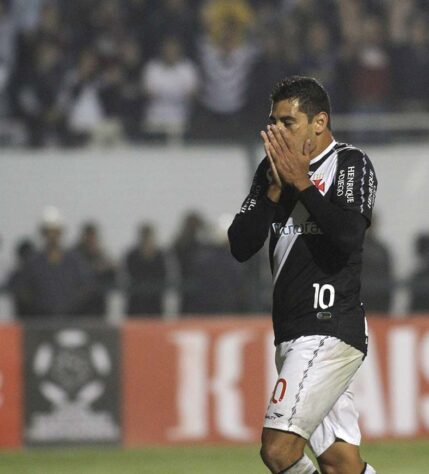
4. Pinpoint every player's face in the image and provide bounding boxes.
[268,99,317,157]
